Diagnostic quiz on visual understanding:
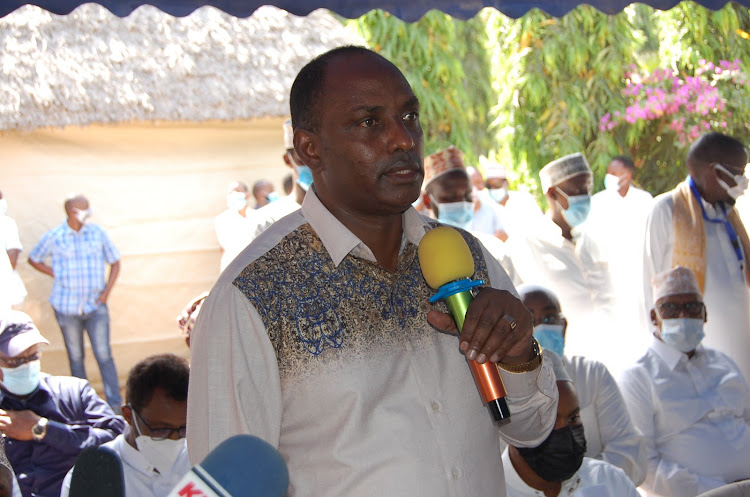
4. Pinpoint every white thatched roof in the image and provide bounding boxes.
[0,4,365,131]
